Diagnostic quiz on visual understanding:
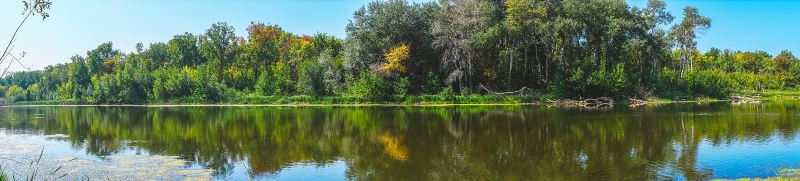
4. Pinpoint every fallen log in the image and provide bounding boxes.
[478,83,532,96]
[549,97,614,108]
[628,98,648,107]
[730,95,760,104]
